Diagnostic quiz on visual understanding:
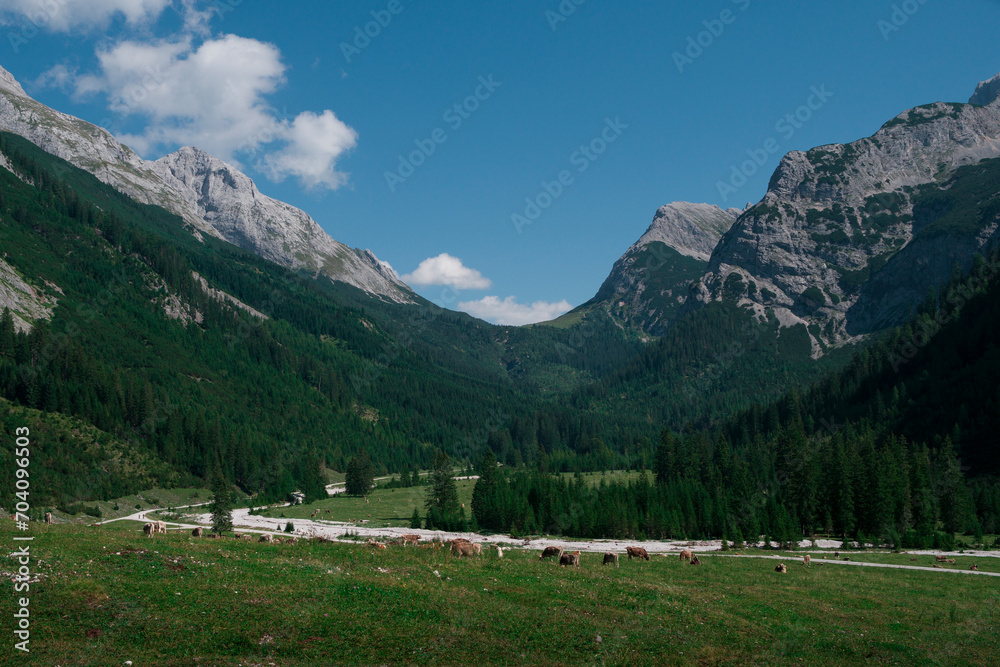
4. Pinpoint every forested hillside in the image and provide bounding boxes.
[472,249,1000,546]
